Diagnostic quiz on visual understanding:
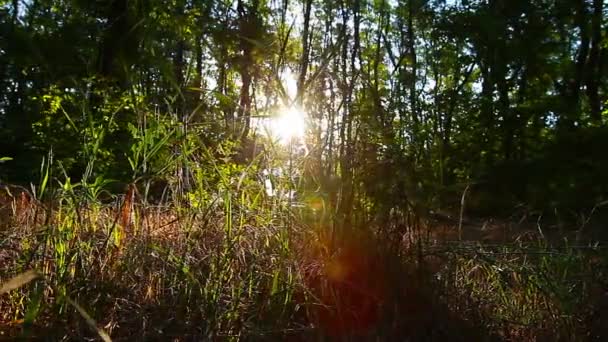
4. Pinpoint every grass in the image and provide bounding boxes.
[0,120,606,340]
[434,240,607,340]
[1,185,303,339]
[2,177,606,341]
